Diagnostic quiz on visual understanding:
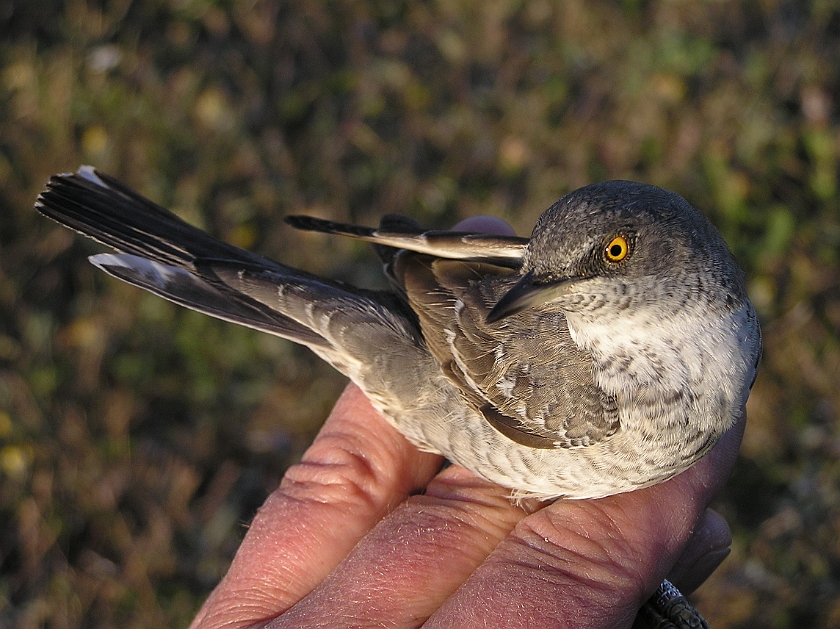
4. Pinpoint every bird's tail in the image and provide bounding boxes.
[35,167,422,358]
